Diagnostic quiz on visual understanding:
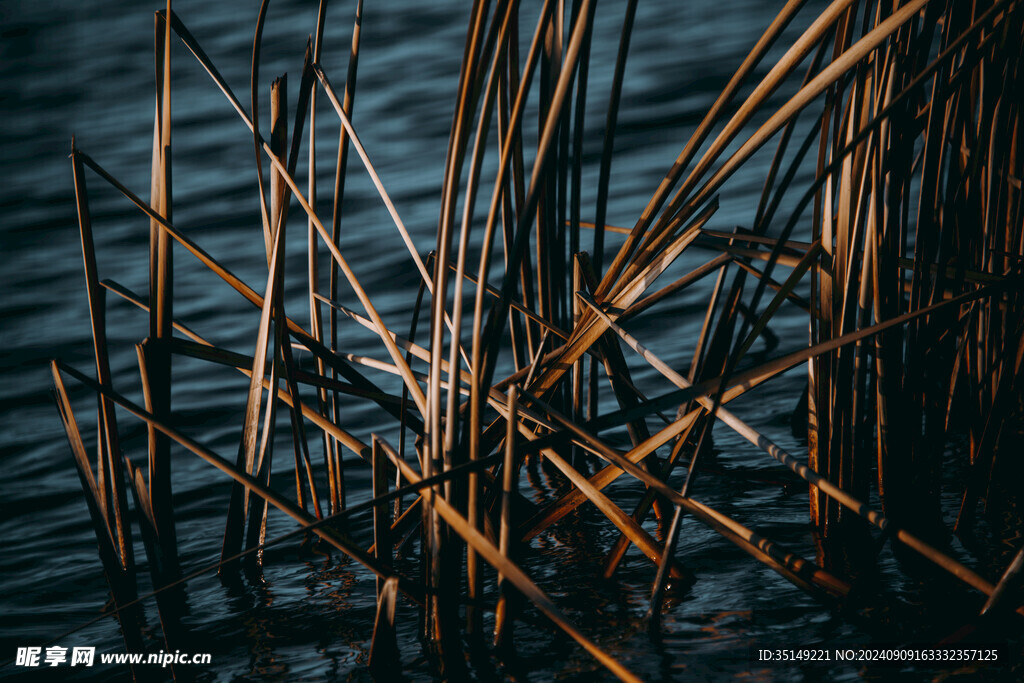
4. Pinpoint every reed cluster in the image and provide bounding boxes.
[55,0,1023,678]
